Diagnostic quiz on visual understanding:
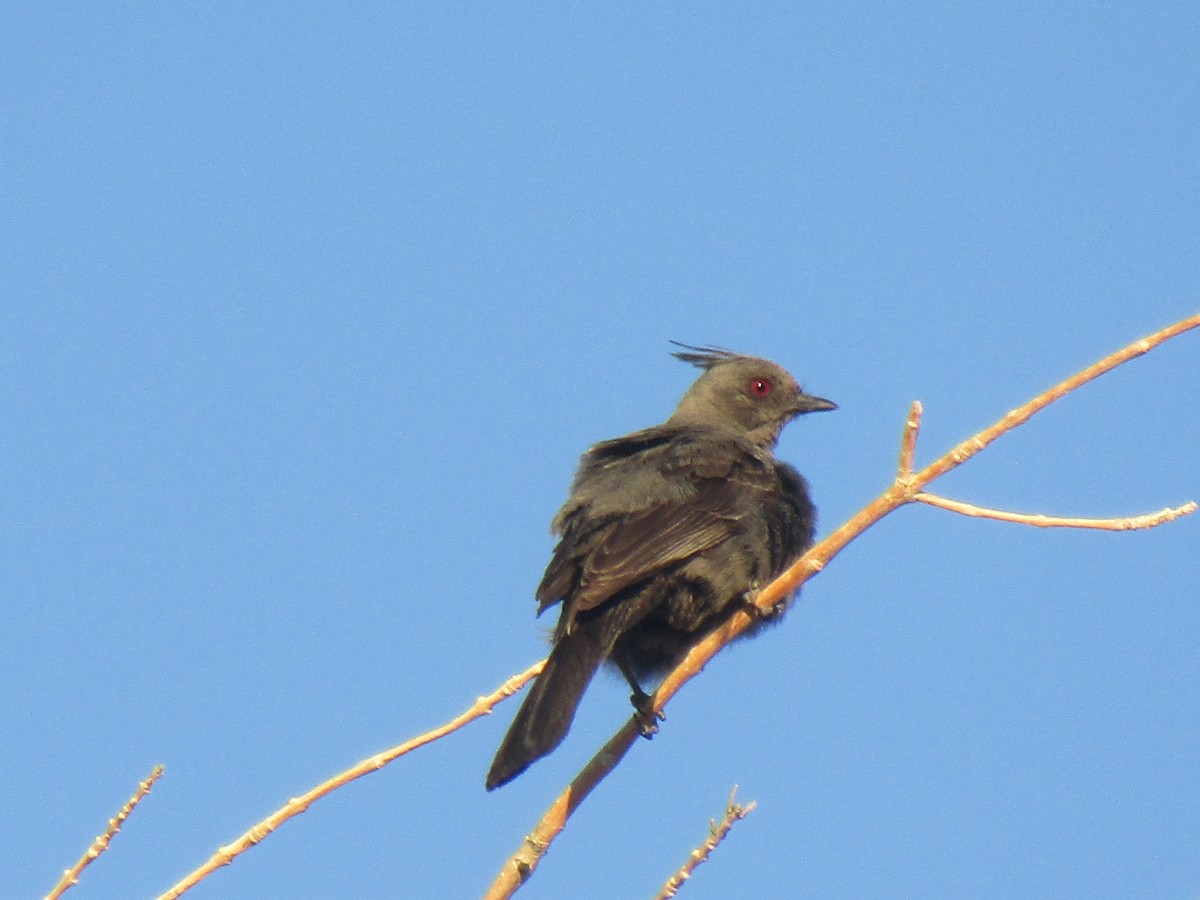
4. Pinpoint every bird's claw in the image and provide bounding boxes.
[630,690,665,738]
[744,588,789,621]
